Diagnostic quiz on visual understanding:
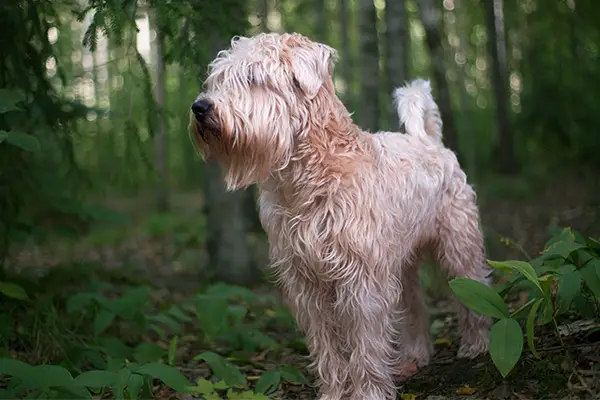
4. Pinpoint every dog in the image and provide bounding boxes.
[189,32,492,400]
